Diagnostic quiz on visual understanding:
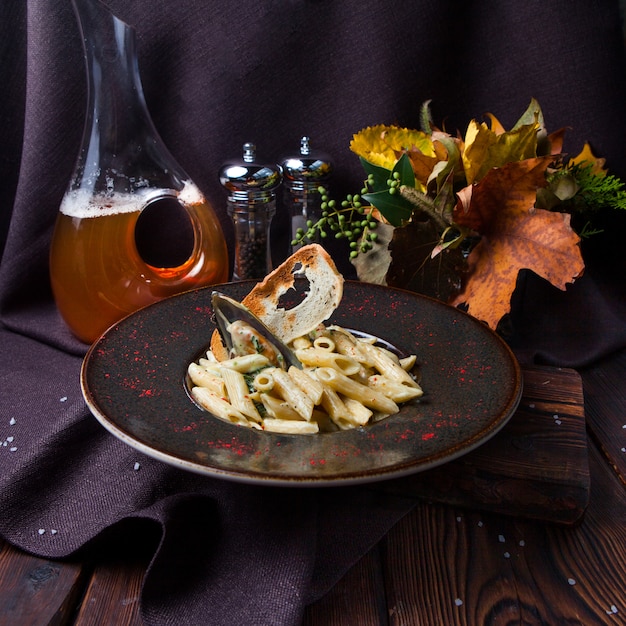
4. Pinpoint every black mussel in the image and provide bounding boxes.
[211,292,302,370]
